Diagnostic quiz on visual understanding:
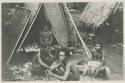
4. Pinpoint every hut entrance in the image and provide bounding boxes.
[9,5,58,65]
